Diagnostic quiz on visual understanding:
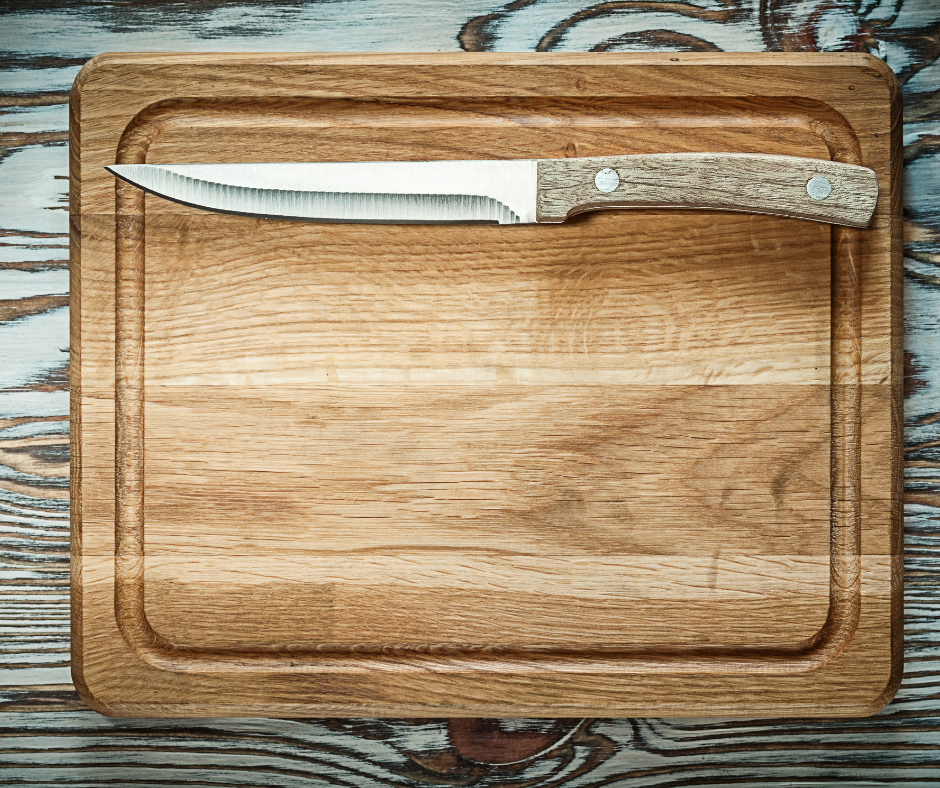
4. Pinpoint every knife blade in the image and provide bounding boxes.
[106,153,879,228]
